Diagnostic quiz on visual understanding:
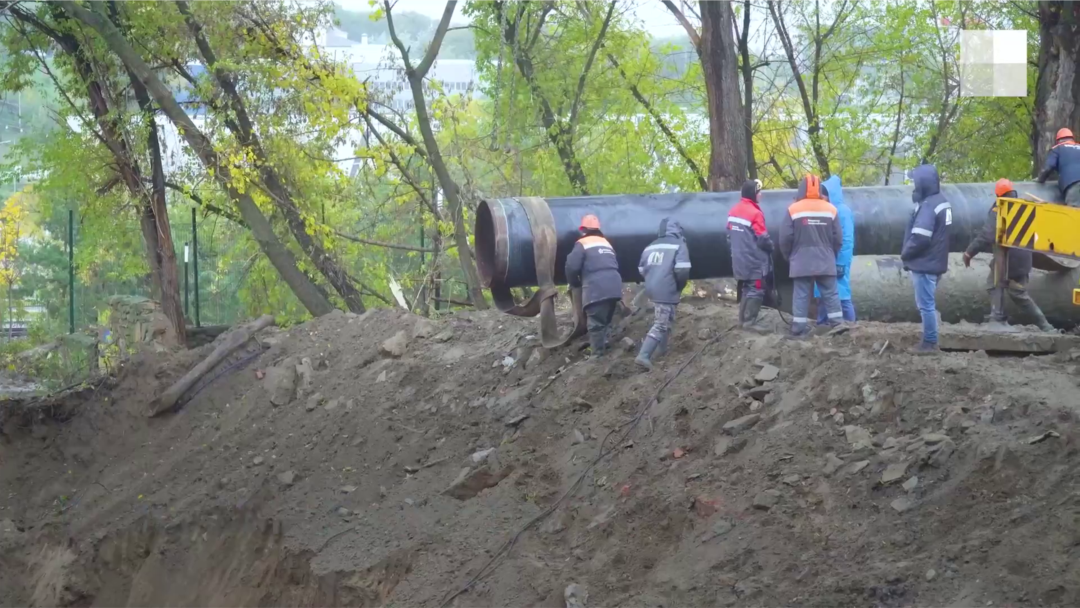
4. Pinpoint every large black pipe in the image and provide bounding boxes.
[475,182,1065,289]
